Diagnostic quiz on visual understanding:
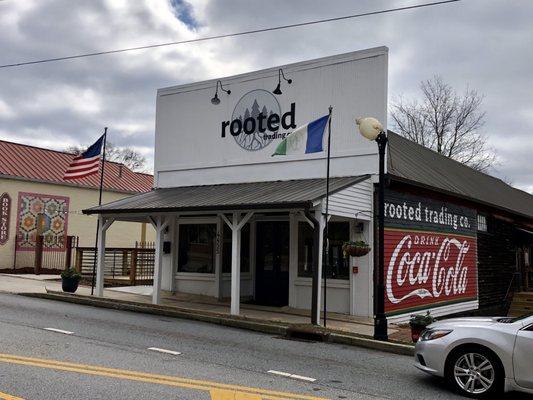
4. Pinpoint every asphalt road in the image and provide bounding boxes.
[0,293,529,400]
